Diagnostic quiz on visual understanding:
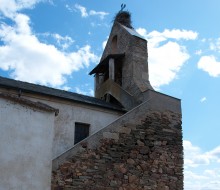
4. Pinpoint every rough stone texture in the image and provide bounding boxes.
[92,20,154,110]
[52,110,183,190]
[52,91,181,170]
